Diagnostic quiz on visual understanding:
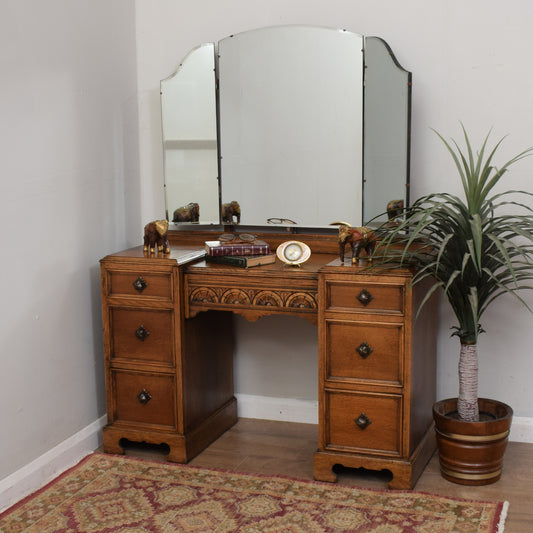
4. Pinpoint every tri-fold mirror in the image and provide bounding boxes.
[161,25,411,229]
